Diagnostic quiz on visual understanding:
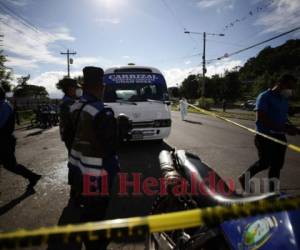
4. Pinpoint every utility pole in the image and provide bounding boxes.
[184,31,224,97]
[0,34,4,47]
[60,49,76,77]
[202,32,206,97]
